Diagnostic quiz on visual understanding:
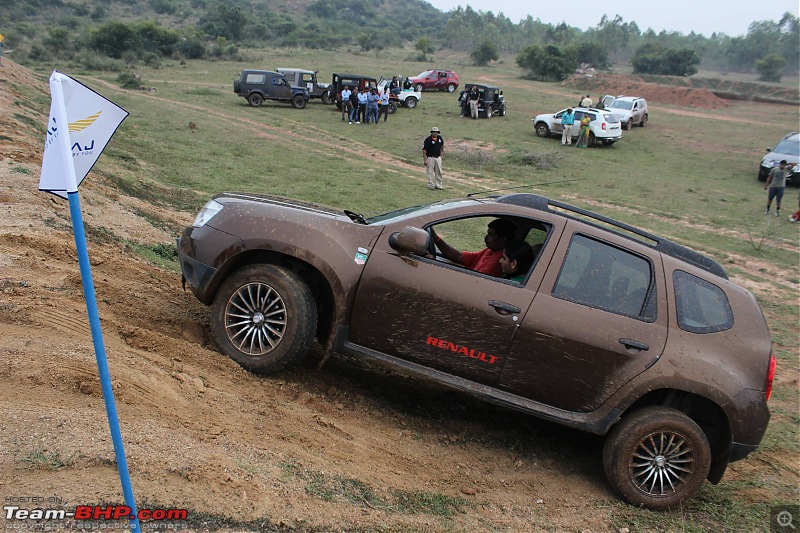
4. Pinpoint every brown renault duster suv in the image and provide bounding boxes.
[178,192,774,510]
